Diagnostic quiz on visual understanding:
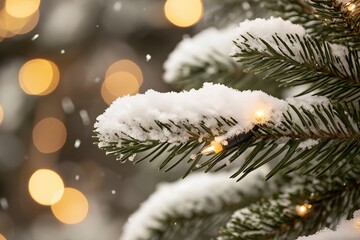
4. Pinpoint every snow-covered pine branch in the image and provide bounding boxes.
[219,170,360,240]
[120,167,272,240]
[232,17,360,101]
[307,0,360,50]
[296,210,360,240]
[266,0,329,36]
[164,27,237,84]
[163,27,278,93]
[94,83,360,179]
